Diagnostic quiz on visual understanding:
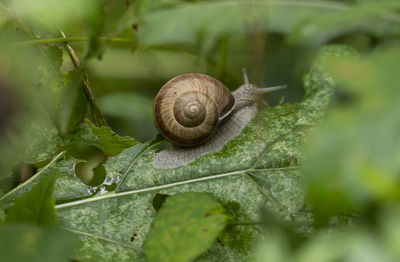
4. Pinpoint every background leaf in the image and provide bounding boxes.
[289,0,400,46]
[135,1,400,49]
[52,69,88,136]
[0,168,77,262]
[85,0,105,59]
